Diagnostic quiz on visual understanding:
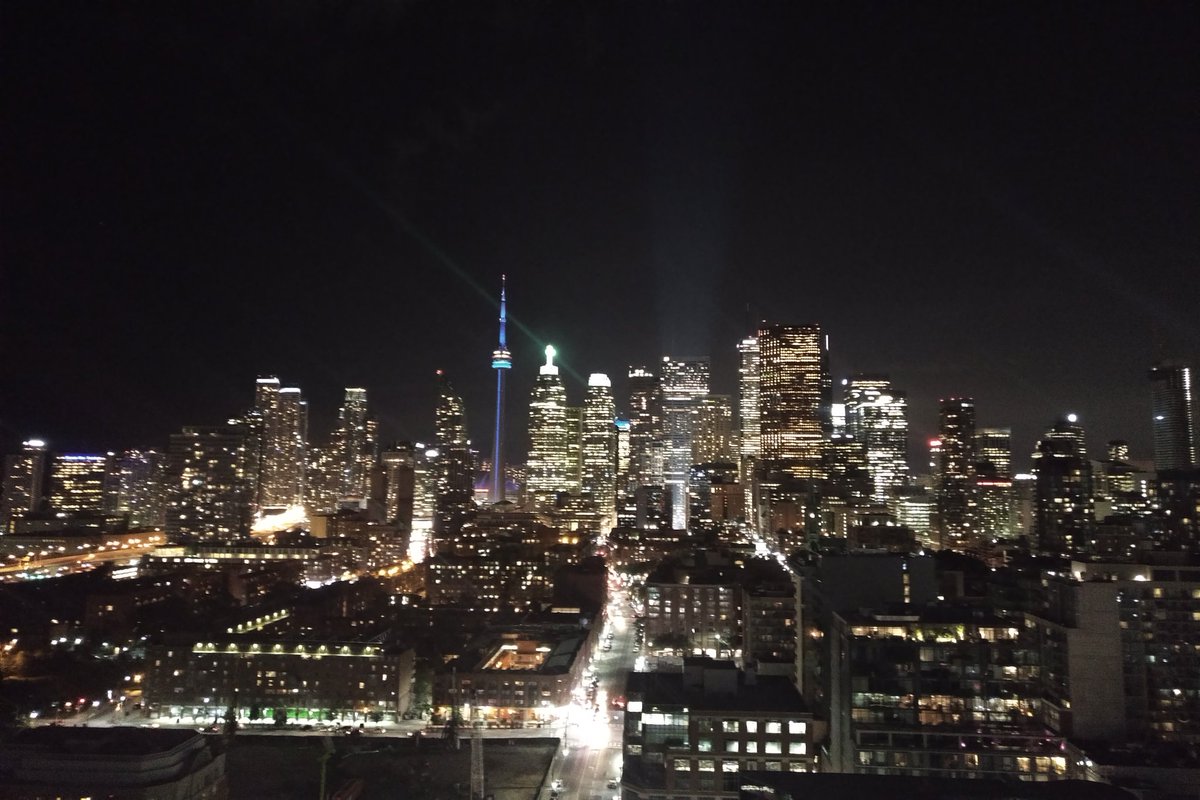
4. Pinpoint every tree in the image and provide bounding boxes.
[273,707,287,727]
[410,661,433,719]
